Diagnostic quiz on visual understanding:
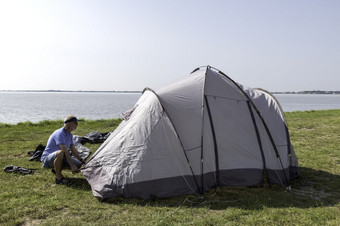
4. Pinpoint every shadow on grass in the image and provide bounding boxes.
[72,167,340,210]
[67,177,92,191]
